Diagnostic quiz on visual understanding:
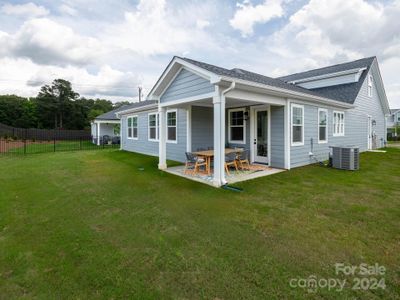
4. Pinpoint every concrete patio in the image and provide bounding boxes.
[165,164,285,186]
